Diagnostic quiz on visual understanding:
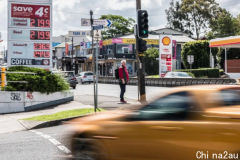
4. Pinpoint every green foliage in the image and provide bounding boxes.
[175,68,219,78]
[3,66,69,94]
[181,40,218,69]
[145,47,159,75]
[187,72,195,78]
[208,9,238,38]
[166,0,220,39]
[99,15,135,39]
